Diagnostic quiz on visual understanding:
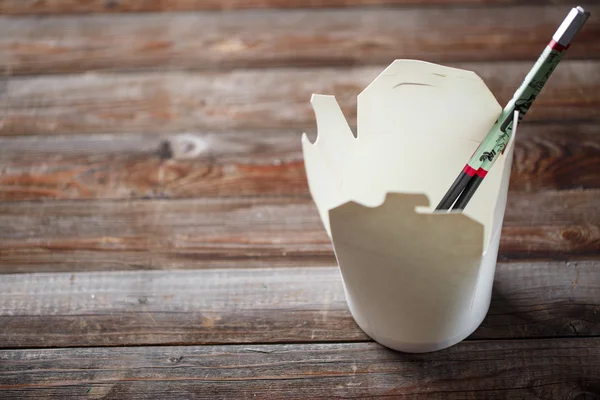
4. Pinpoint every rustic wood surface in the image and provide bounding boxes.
[3,61,600,136]
[0,261,597,348]
[3,5,599,75]
[0,122,598,201]
[1,340,599,399]
[0,0,588,15]
[1,0,599,398]
[0,190,598,273]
